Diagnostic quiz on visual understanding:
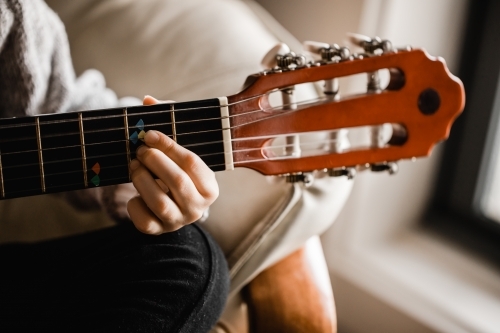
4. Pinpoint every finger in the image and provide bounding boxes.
[143,95,175,106]
[127,196,180,234]
[130,159,187,228]
[141,96,217,199]
[135,146,207,216]
[142,130,218,200]
[156,179,169,193]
